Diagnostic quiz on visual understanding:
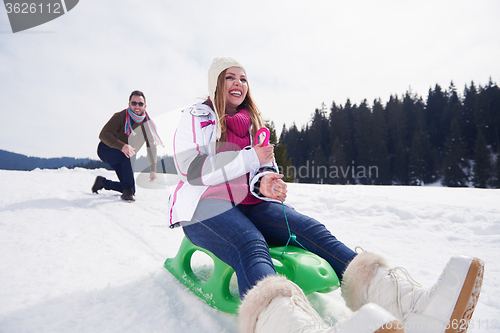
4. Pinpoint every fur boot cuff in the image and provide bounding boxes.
[238,275,305,333]
[341,251,389,311]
